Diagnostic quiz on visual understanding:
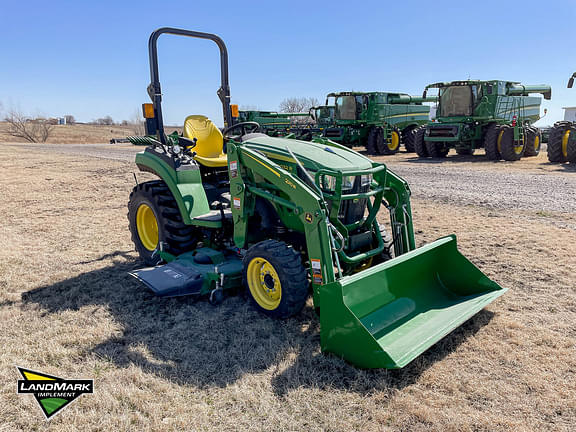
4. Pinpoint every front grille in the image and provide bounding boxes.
[428,126,459,138]
[324,128,343,138]
[337,181,369,225]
